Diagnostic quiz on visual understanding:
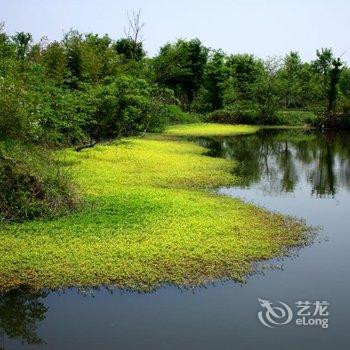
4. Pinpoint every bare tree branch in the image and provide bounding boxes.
[75,140,99,152]
[124,9,145,44]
